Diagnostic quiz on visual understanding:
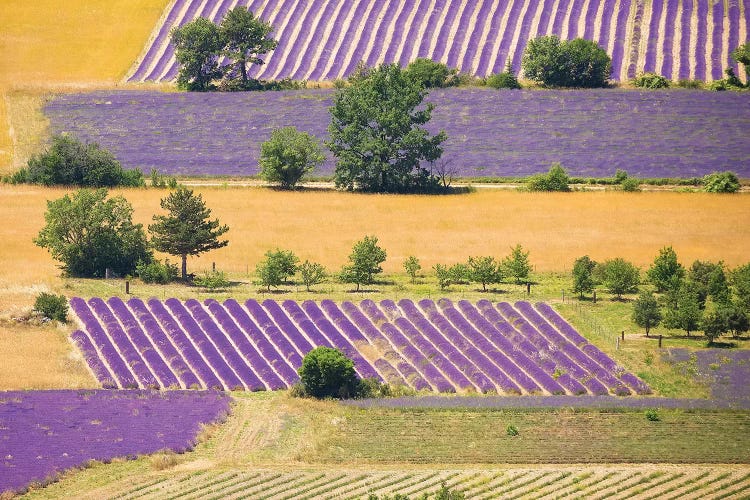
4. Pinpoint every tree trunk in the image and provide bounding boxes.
[240,59,247,82]
[181,254,188,281]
